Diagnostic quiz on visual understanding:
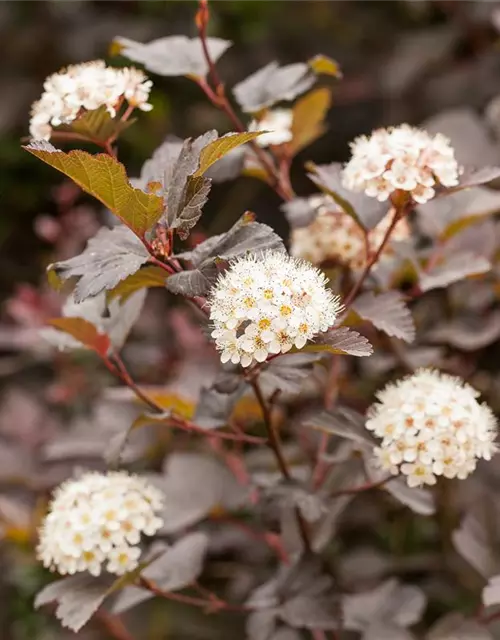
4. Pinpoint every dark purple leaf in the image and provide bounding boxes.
[353,292,416,343]
[49,226,150,302]
[303,326,373,357]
